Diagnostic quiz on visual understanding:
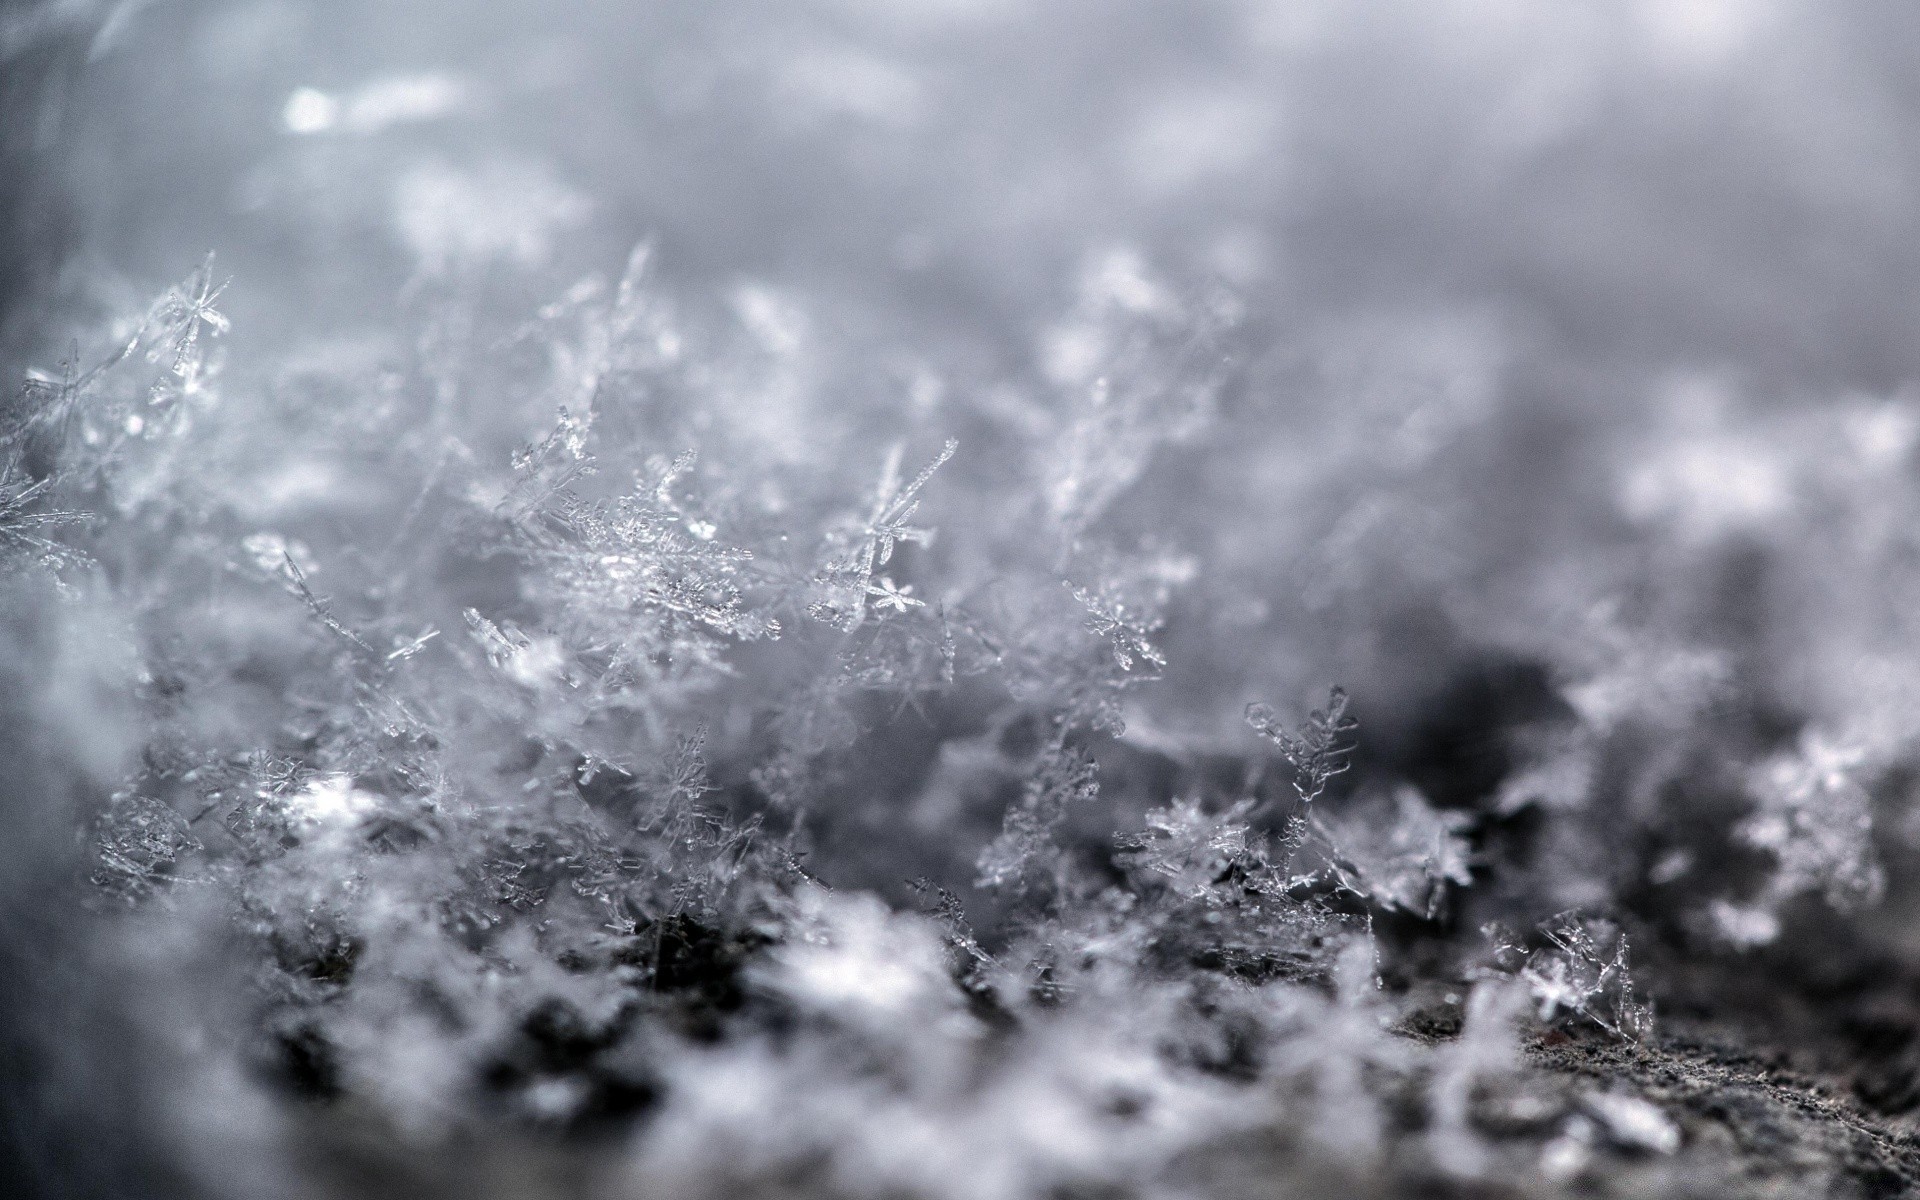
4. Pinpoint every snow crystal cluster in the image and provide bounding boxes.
[10,2,1920,1199]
